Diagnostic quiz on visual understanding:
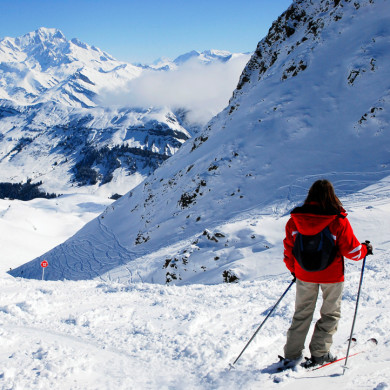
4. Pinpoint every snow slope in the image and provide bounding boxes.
[0,194,113,273]
[0,101,190,194]
[3,0,390,388]
[9,0,390,283]
[1,178,390,389]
